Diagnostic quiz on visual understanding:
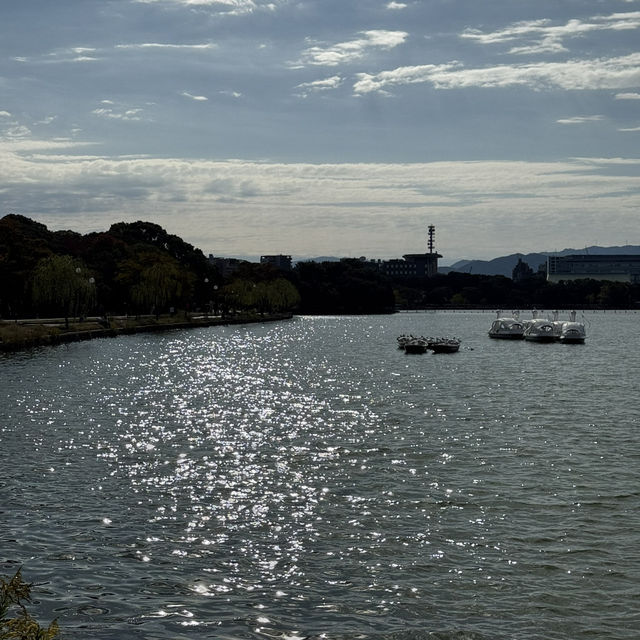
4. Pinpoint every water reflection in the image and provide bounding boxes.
[2,314,640,638]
